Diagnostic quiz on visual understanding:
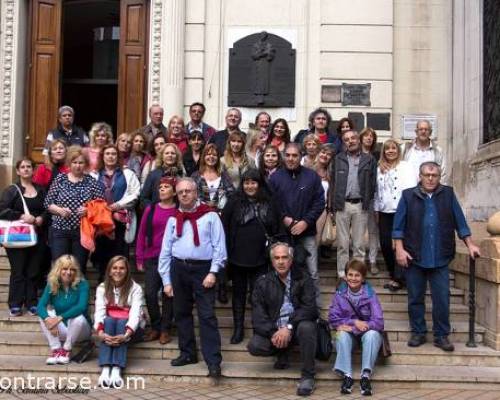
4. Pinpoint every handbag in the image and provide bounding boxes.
[315,317,333,360]
[0,185,38,248]
[345,296,391,358]
[321,213,336,245]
